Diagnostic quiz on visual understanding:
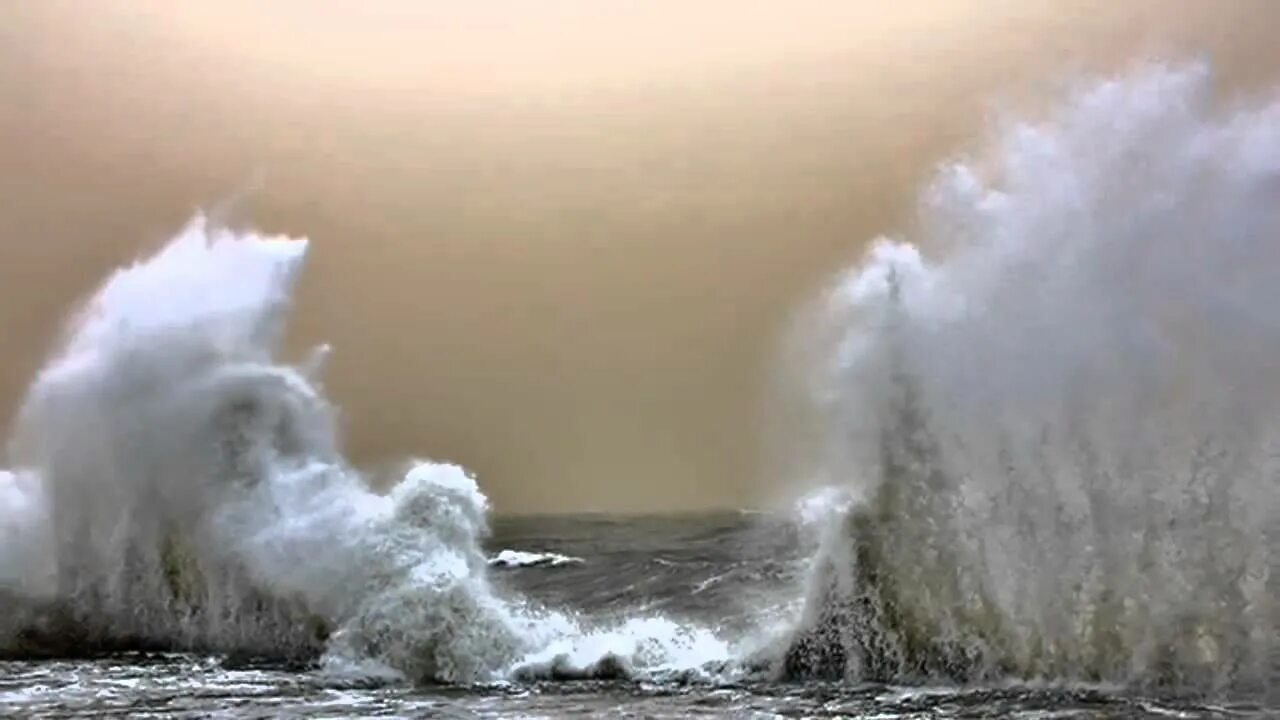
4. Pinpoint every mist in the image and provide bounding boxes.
[3,1,1280,513]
